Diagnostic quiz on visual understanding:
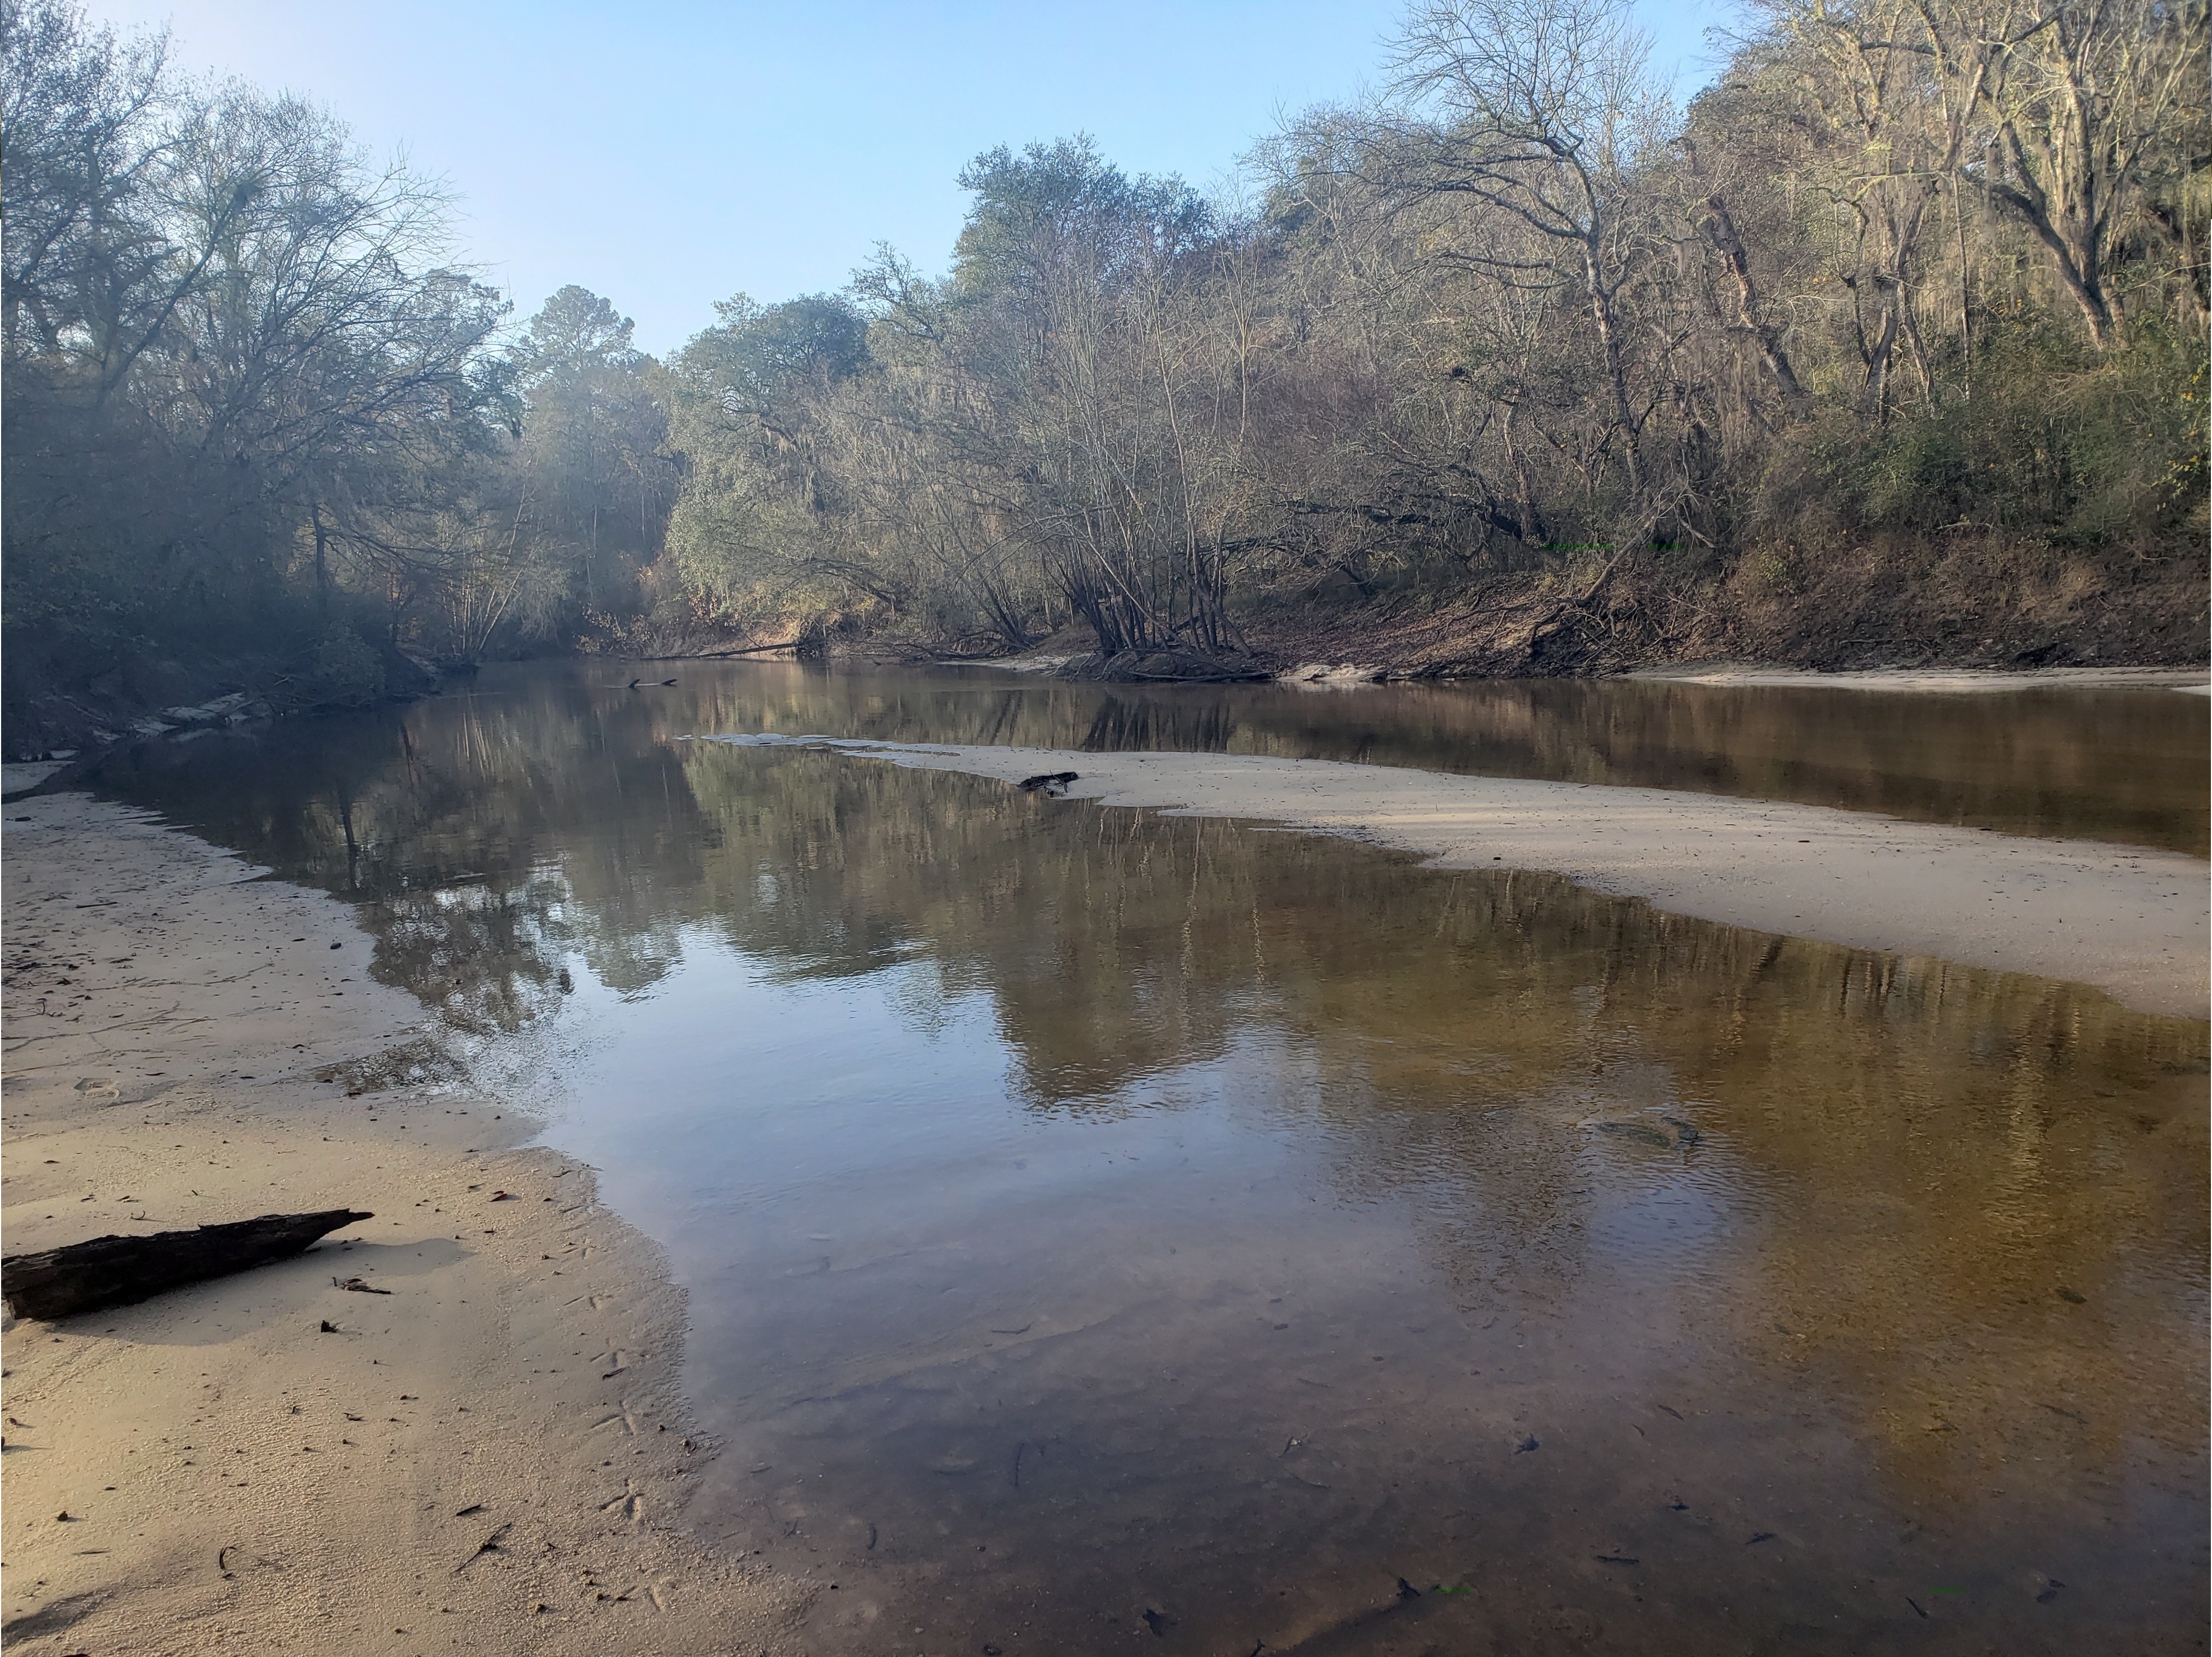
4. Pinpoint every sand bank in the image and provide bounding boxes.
[2,795,809,1655]
[965,655,2210,692]
[714,738,2209,1021]
[1622,663,2209,693]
